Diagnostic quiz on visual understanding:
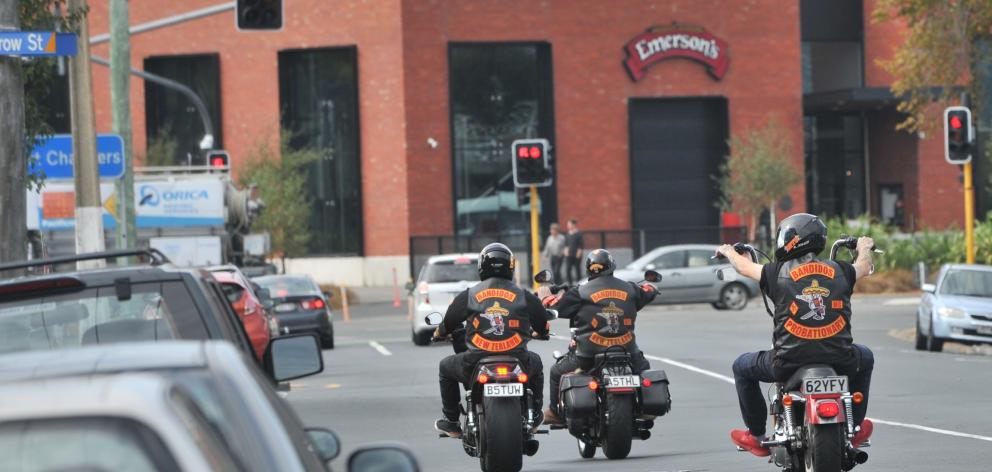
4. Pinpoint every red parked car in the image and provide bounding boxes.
[209,267,276,361]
